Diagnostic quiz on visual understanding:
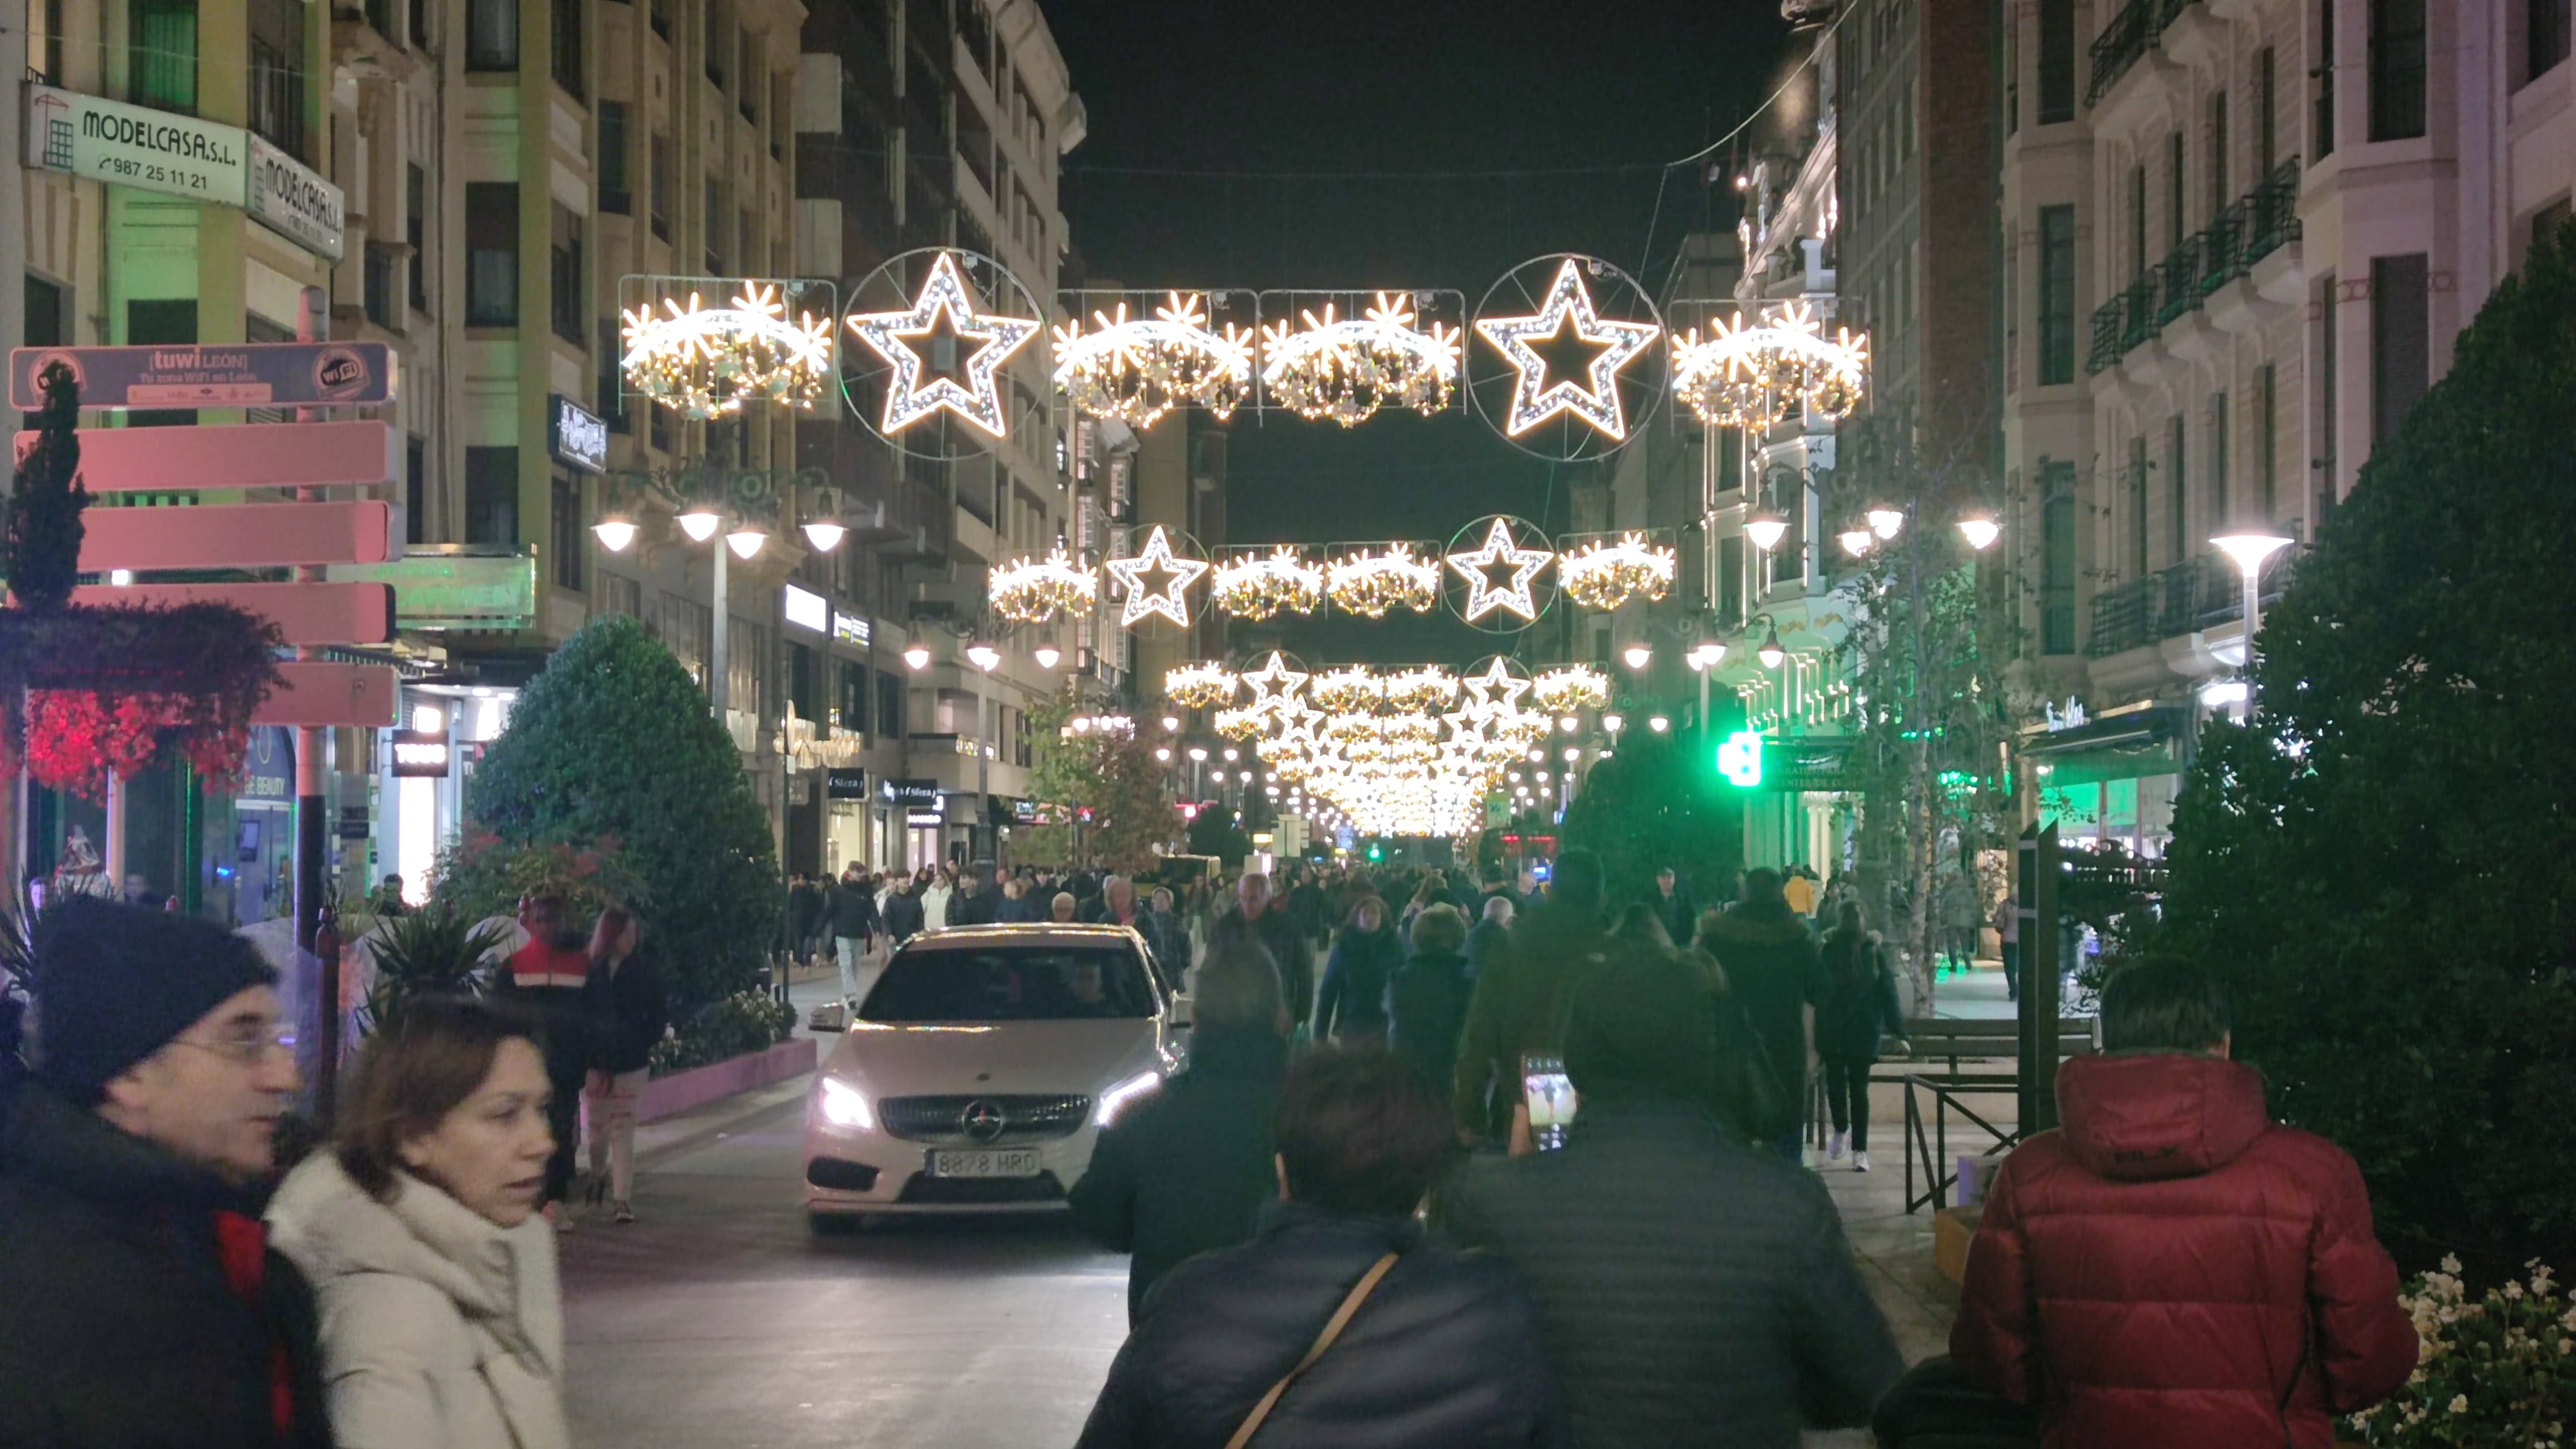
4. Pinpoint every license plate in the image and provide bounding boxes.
[929,1148,1041,1178]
